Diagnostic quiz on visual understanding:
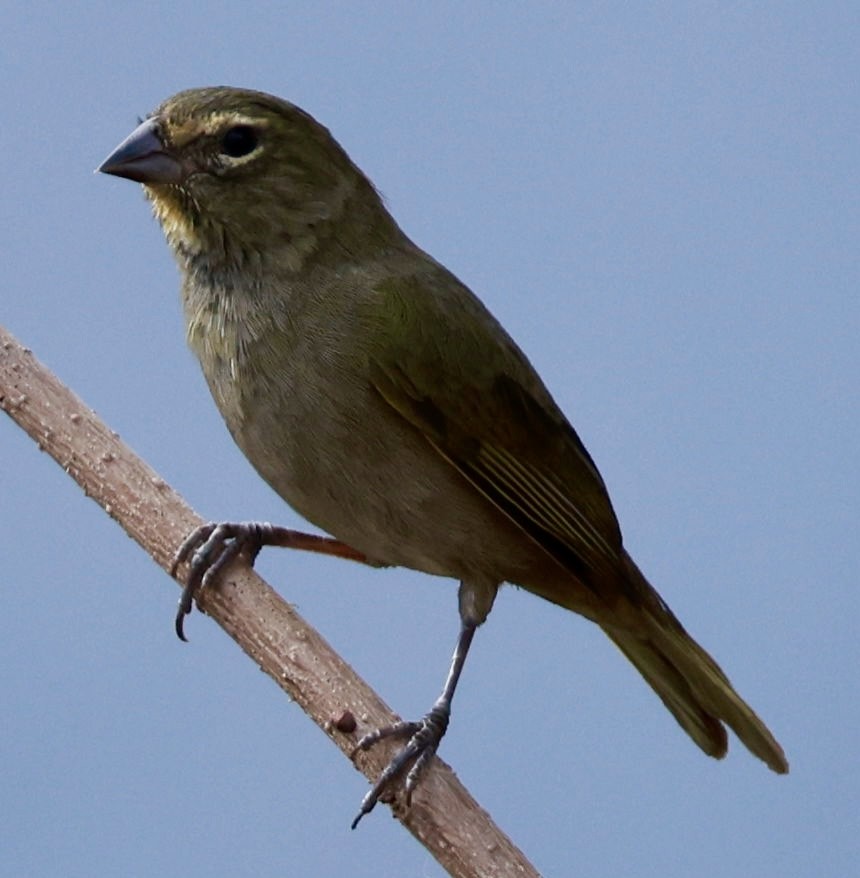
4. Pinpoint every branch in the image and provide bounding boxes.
[0,324,539,878]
